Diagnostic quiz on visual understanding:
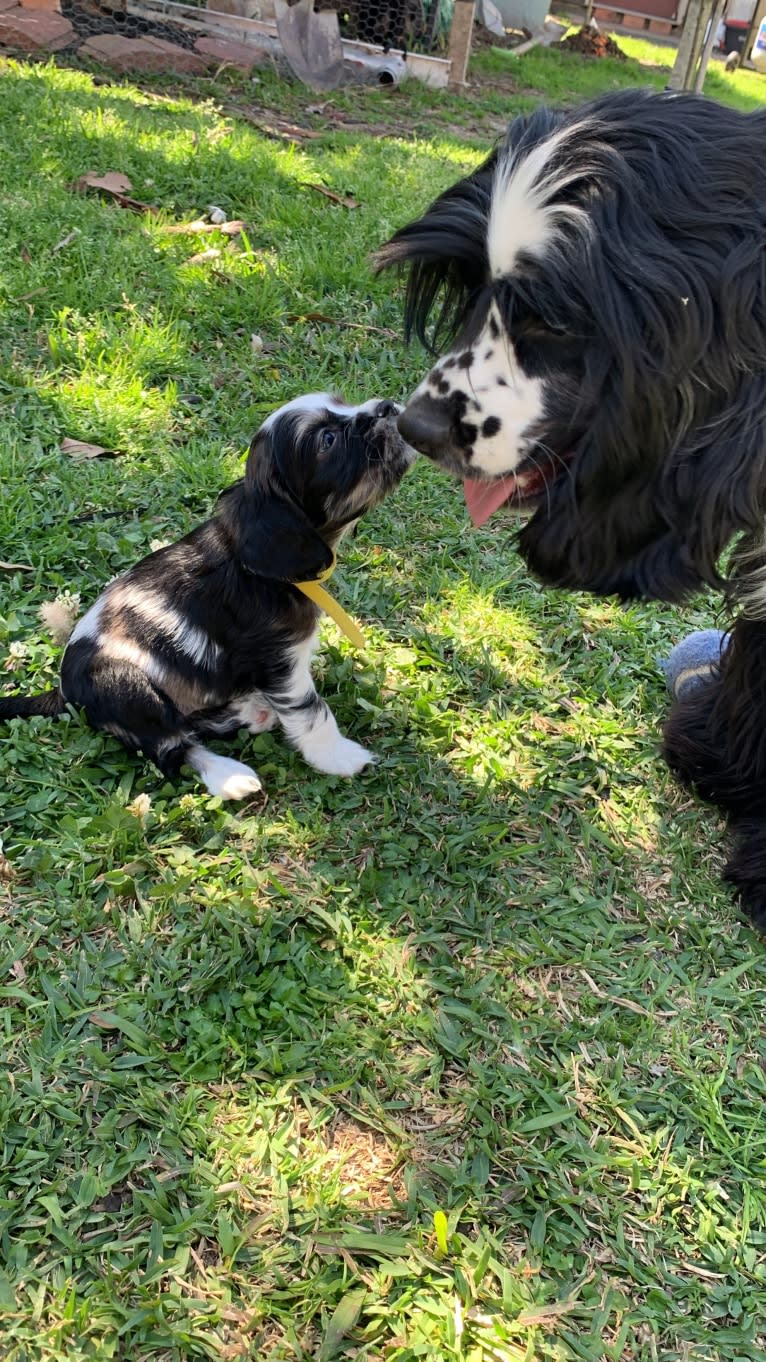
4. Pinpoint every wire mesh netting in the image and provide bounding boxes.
[332,0,455,53]
[57,1,199,54]
[46,0,457,66]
